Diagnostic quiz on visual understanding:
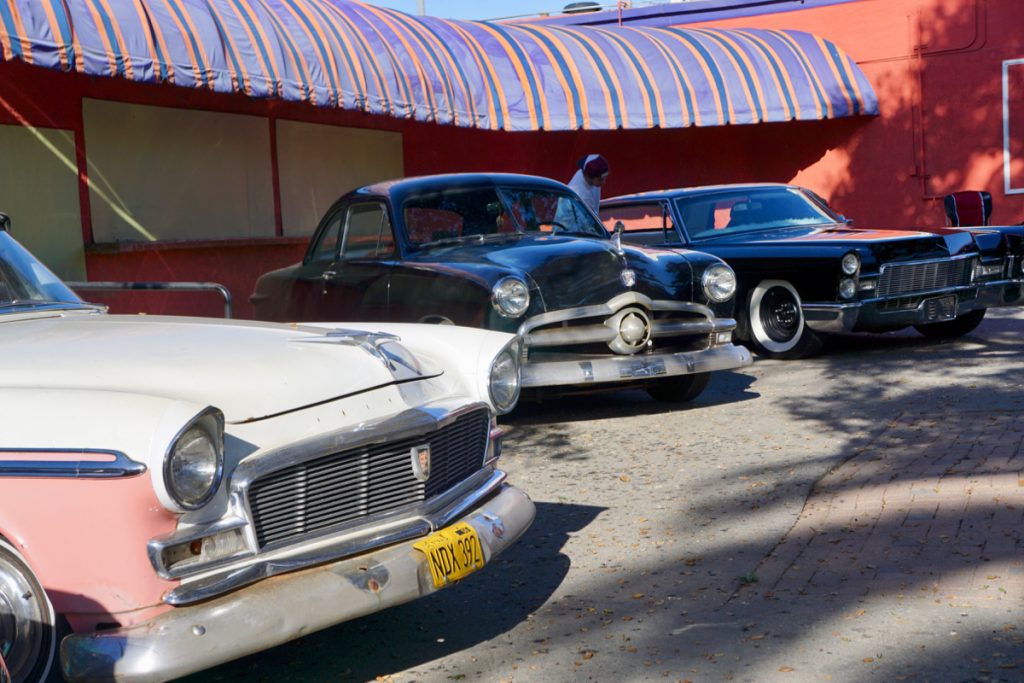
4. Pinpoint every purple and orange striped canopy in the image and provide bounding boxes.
[0,0,878,130]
